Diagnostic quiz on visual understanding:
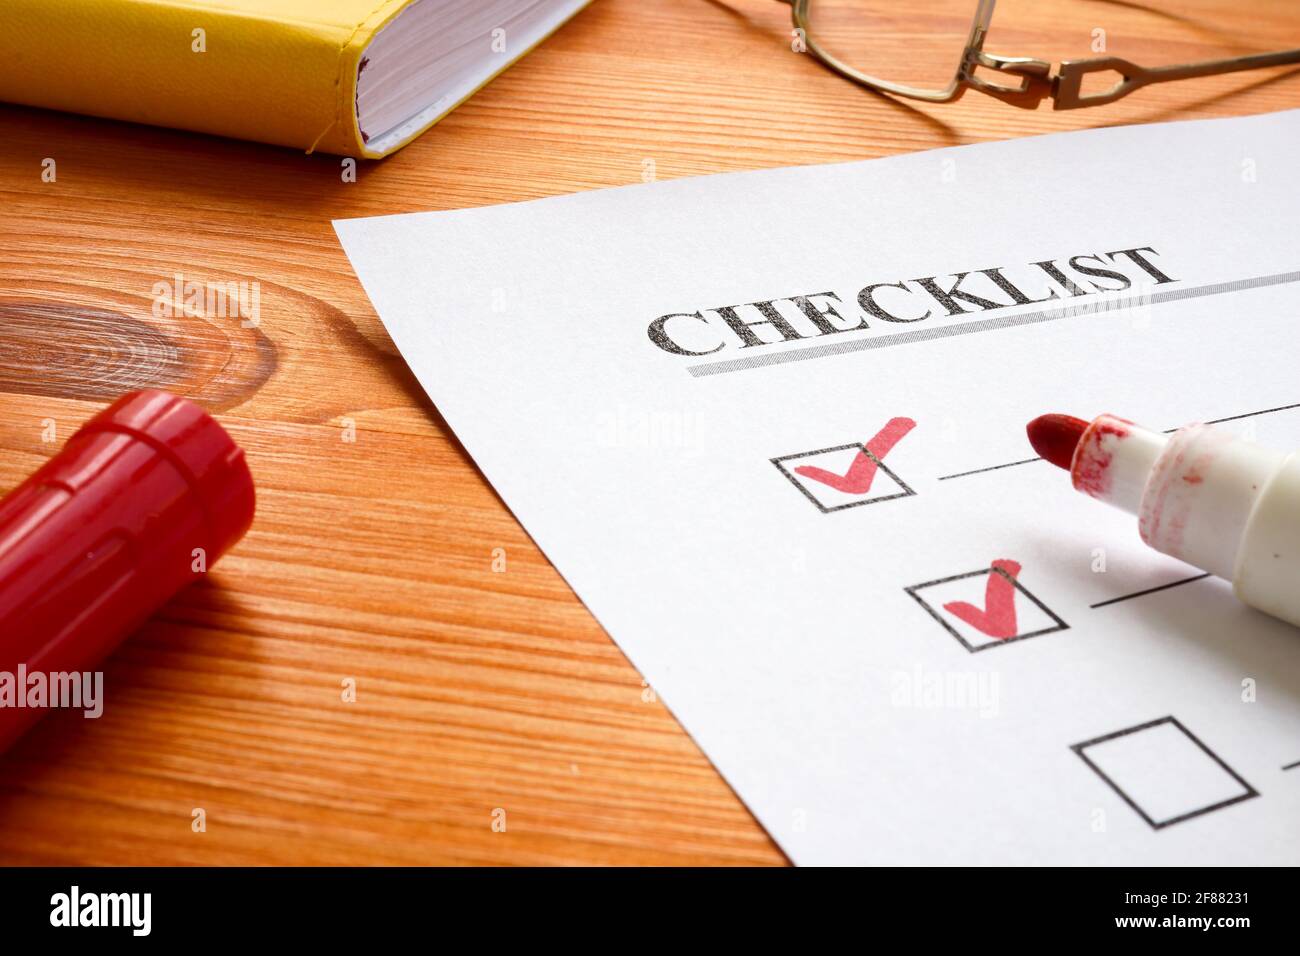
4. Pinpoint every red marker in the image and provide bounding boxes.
[1028,412,1300,628]
[0,390,255,752]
